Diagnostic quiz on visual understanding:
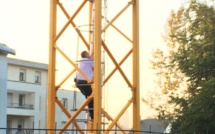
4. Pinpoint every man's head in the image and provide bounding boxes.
[81,51,90,58]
